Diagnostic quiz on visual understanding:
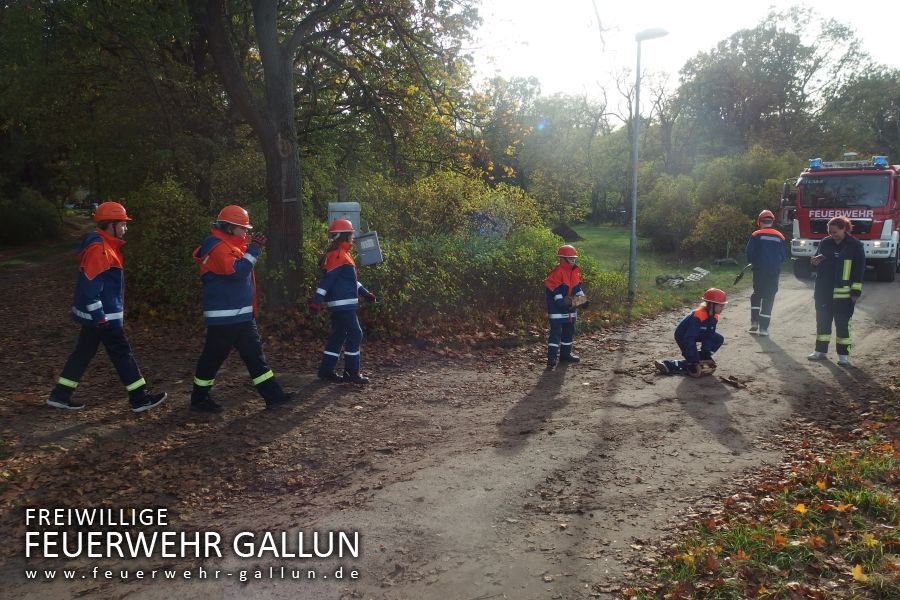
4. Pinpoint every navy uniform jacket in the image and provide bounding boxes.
[674,307,719,363]
[312,241,372,312]
[544,261,585,320]
[746,227,785,272]
[193,228,261,325]
[71,229,126,327]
